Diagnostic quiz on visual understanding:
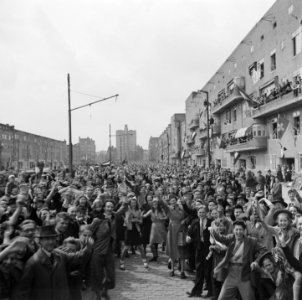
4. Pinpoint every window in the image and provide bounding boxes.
[272,119,277,139]
[233,109,237,121]
[270,52,276,71]
[250,156,256,169]
[249,62,259,84]
[293,112,300,135]
[300,153,302,171]
[259,60,265,79]
[292,27,302,56]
